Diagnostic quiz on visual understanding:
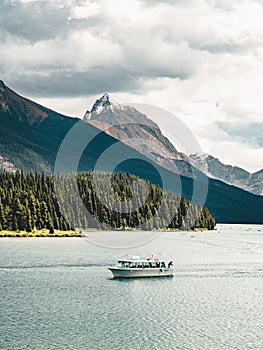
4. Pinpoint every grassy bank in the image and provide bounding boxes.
[0,229,84,238]
[0,227,212,237]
